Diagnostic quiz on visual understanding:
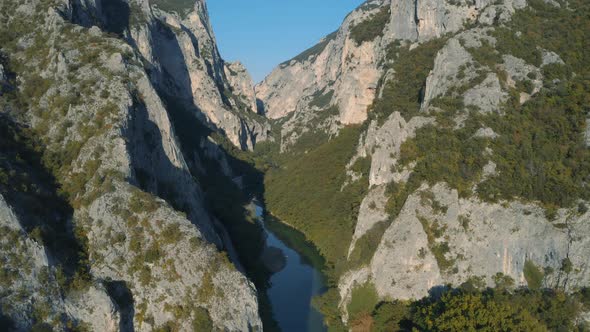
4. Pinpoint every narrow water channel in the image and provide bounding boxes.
[253,203,328,332]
